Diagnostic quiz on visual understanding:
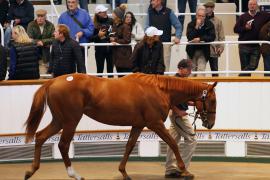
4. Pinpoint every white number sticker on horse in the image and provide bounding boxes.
[66,76,73,81]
